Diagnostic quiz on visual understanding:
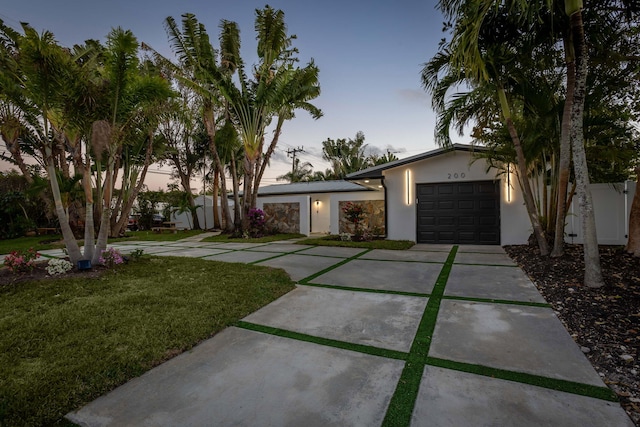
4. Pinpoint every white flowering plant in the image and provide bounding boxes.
[46,258,73,276]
